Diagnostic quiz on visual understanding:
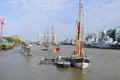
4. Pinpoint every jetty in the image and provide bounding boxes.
[39,57,56,64]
